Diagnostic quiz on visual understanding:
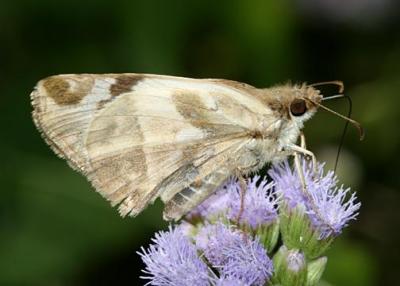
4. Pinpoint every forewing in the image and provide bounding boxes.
[31,73,270,216]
